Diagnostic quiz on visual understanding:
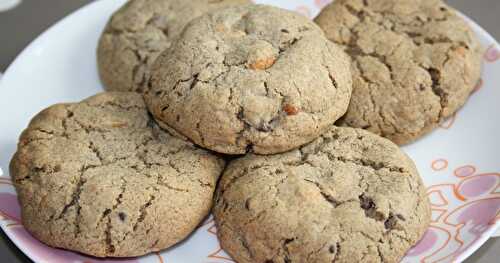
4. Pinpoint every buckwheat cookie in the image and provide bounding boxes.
[145,4,352,155]
[315,0,482,145]
[97,0,250,92]
[10,92,225,257]
[214,126,431,263]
